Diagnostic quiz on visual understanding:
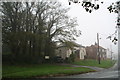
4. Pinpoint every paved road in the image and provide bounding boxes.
[71,65,104,71]
[57,63,105,71]
[55,62,119,78]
